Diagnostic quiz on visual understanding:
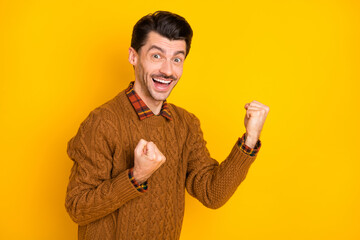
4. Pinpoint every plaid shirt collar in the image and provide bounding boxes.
[125,81,172,121]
